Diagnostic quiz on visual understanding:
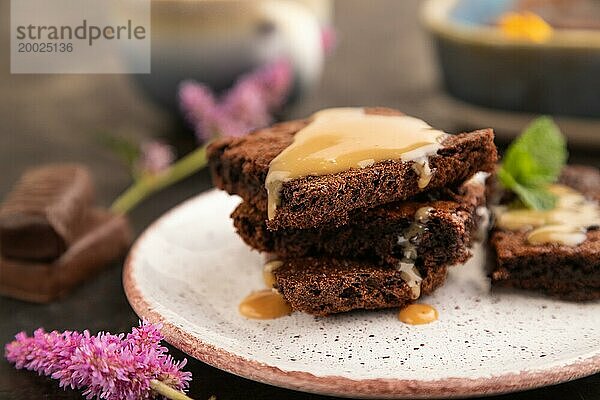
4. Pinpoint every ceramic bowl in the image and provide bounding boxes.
[423,0,600,118]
